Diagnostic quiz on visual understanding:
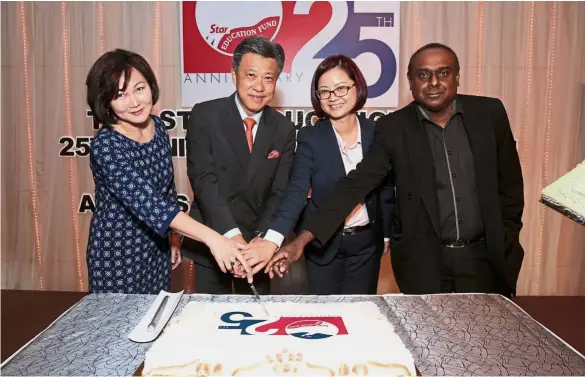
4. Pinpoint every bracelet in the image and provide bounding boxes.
[171,230,184,241]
